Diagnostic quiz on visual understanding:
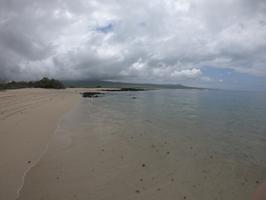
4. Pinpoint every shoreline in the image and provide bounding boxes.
[1,88,265,200]
[16,100,79,199]
[17,89,266,200]
[0,88,86,200]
